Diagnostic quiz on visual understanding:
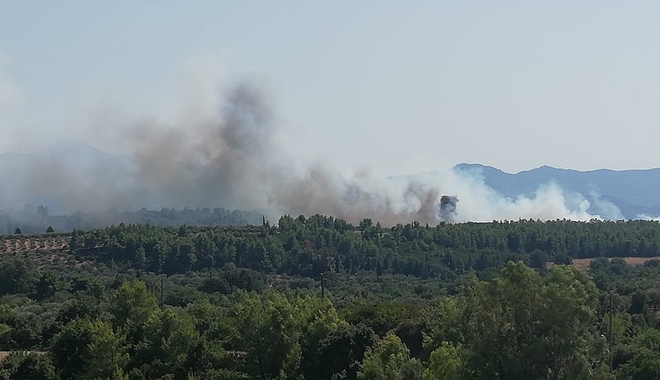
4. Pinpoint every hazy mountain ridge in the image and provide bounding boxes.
[454,163,660,219]
[2,141,660,222]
